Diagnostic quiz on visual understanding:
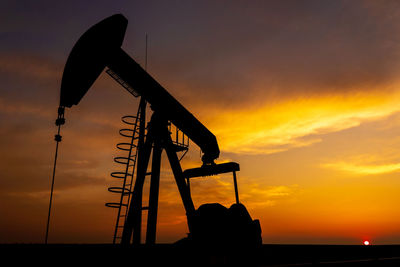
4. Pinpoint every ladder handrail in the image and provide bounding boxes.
[105,103,142,244]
